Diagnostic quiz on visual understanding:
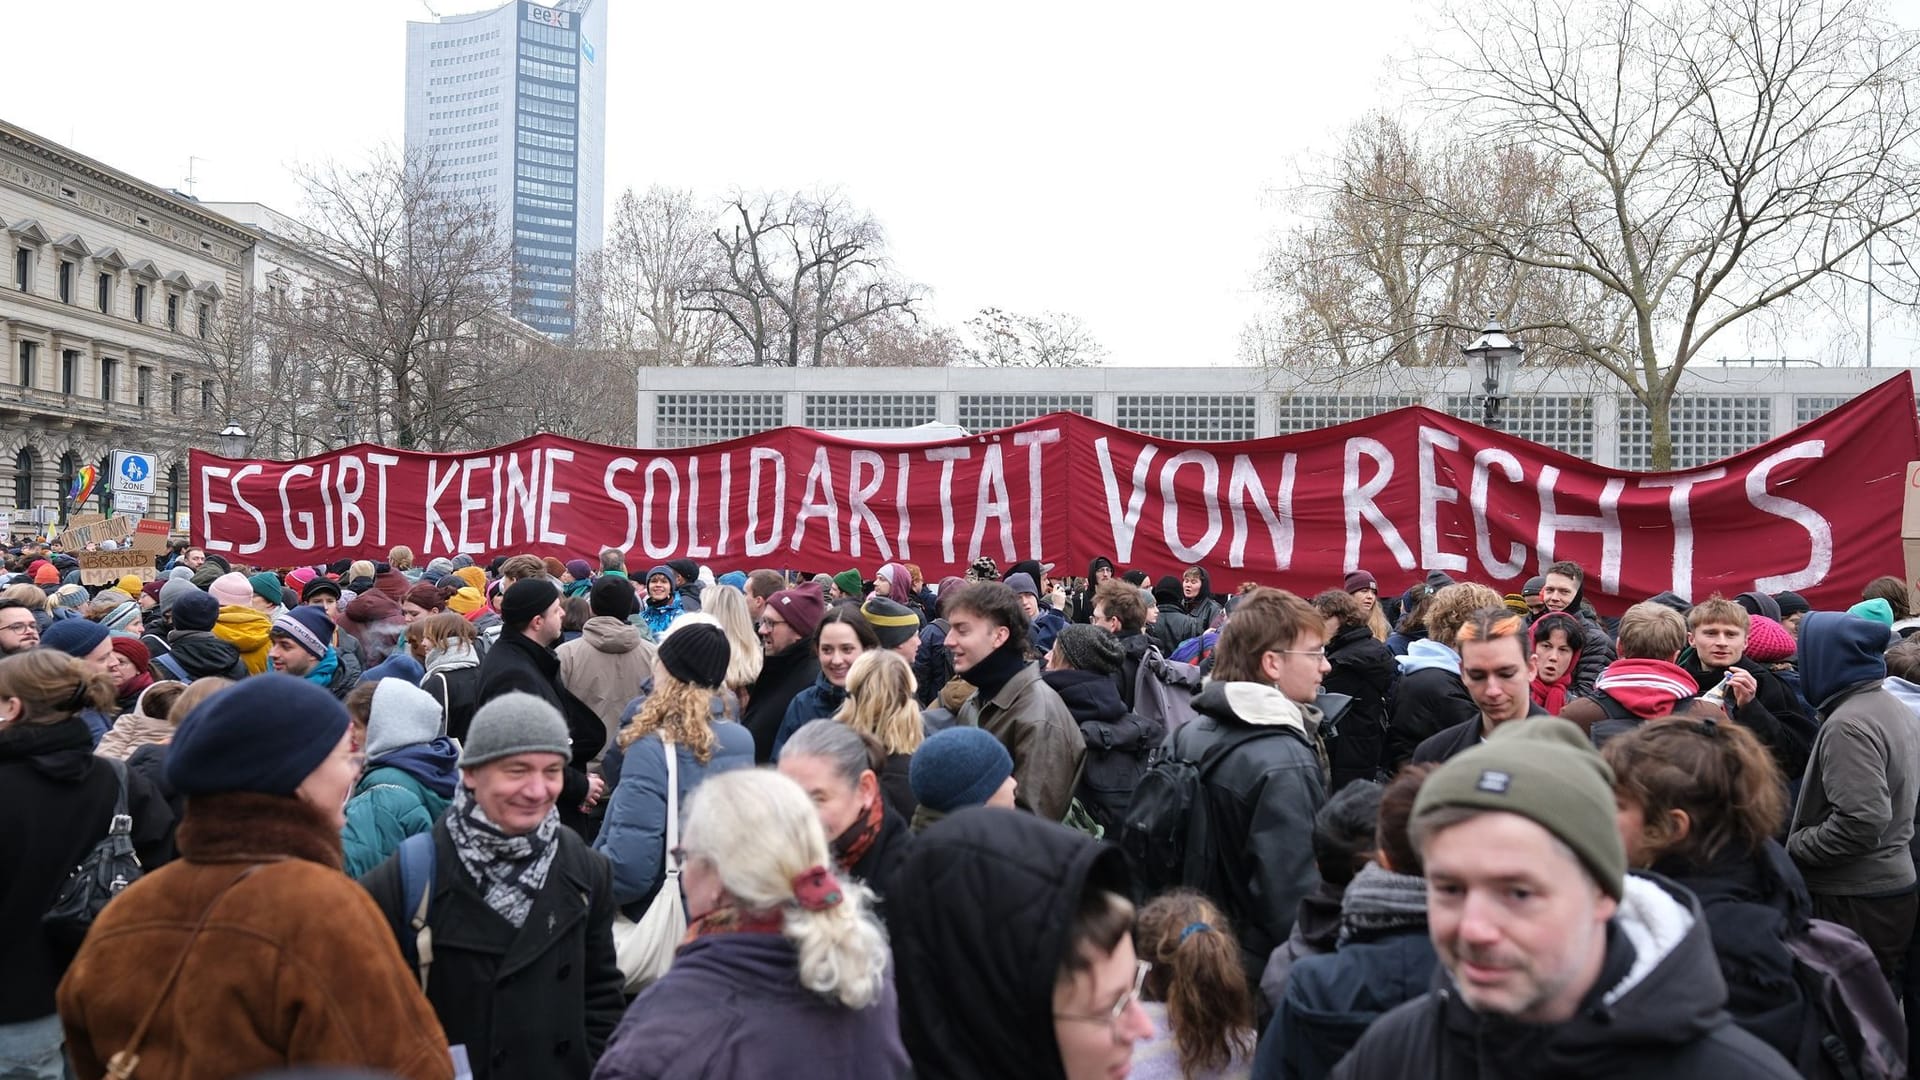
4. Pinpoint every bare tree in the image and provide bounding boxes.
[683,192,925,366]
[272,148,518,451]
[574,185,720,365]
[960,307,1107,367]
[1249,112,1622,377]
[1399,0,1920,466]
